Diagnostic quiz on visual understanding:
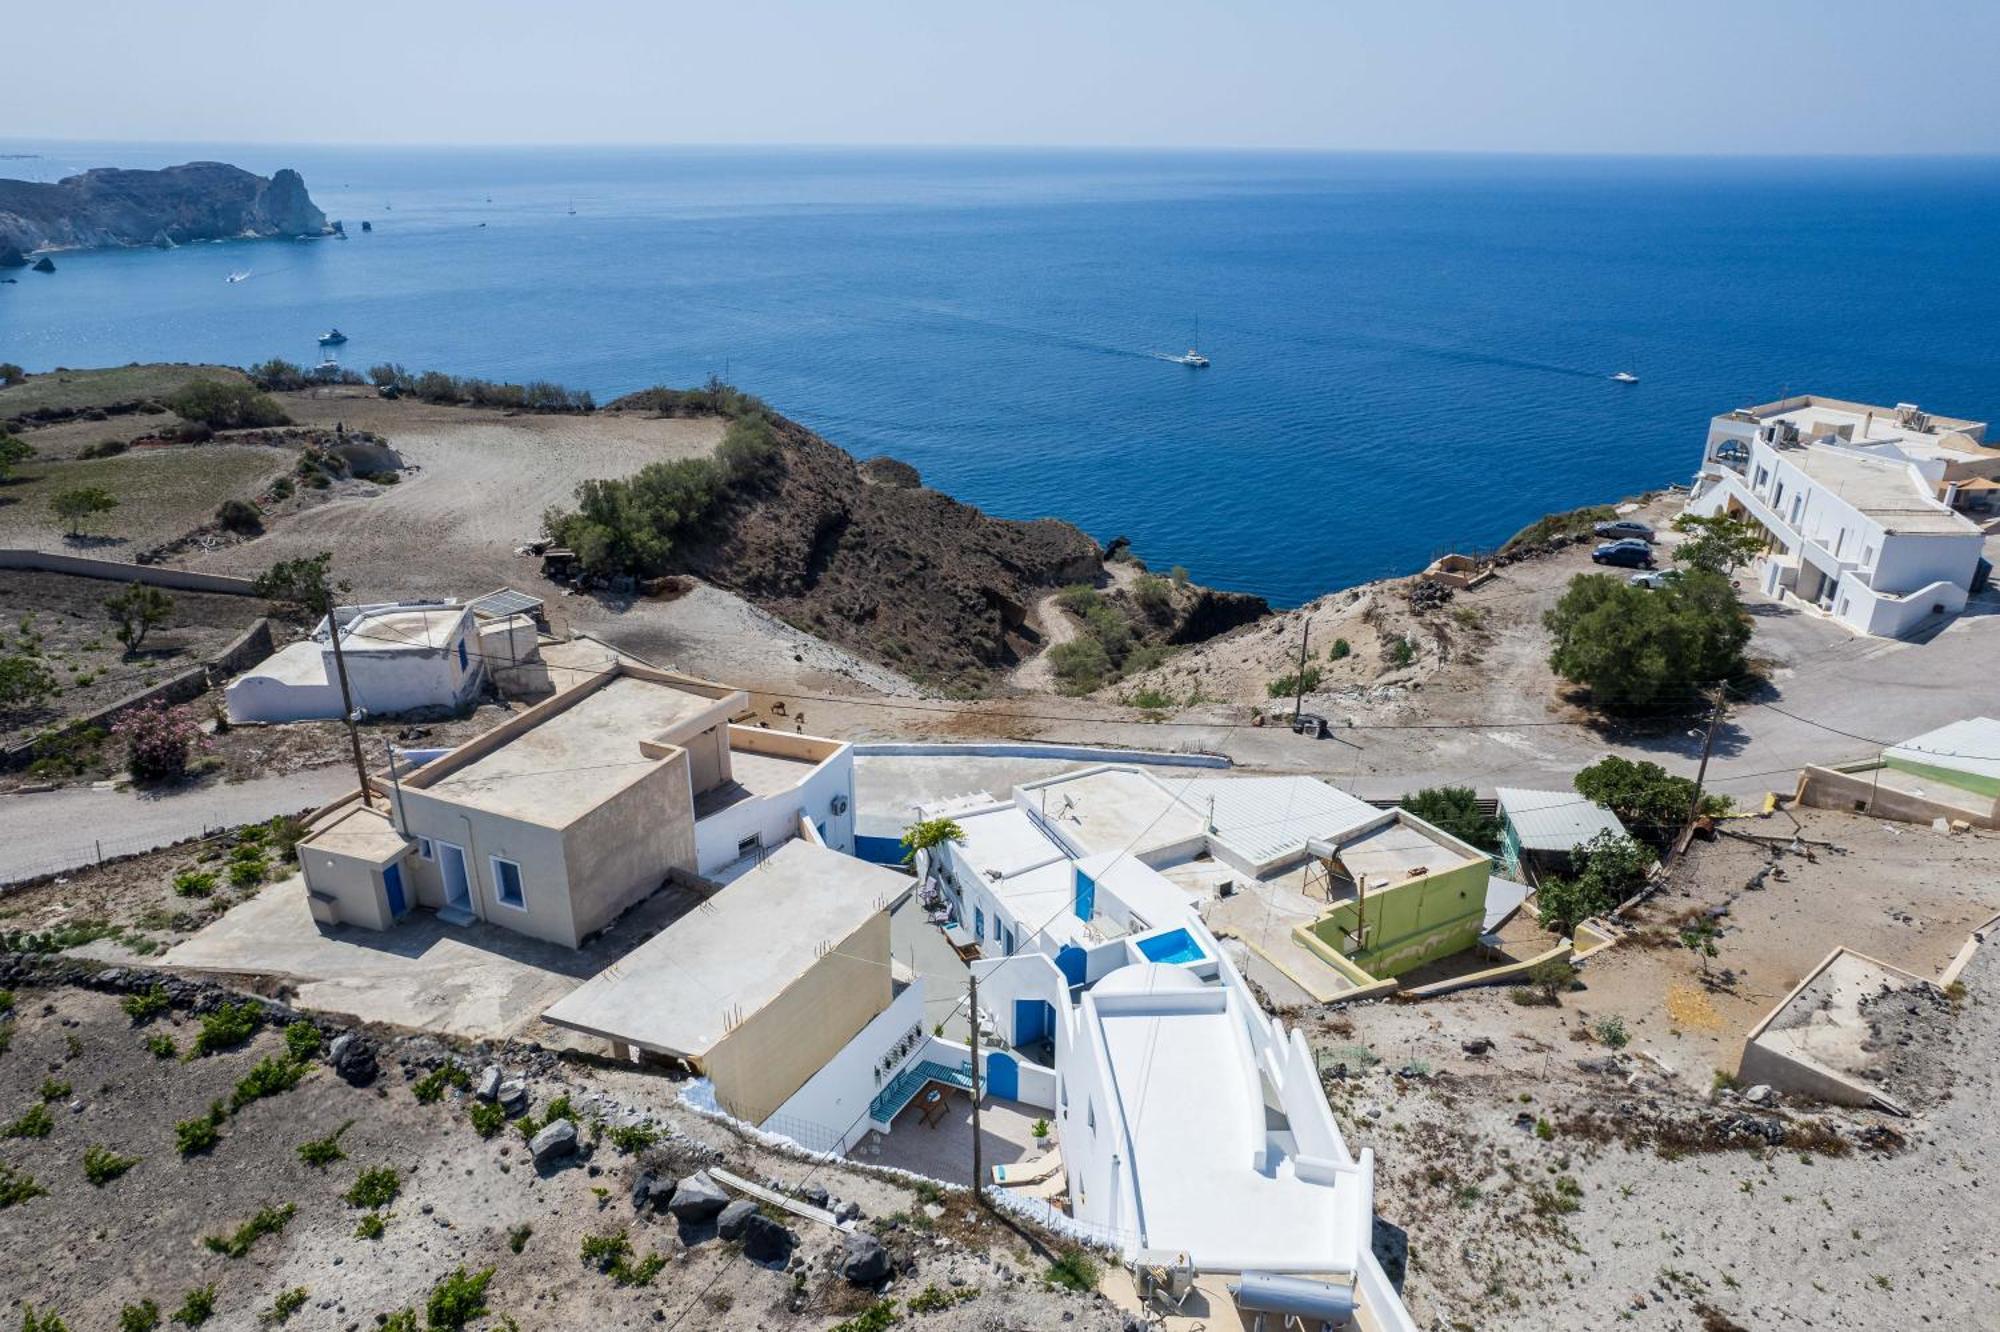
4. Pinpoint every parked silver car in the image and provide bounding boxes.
[1593,519,1656,543]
